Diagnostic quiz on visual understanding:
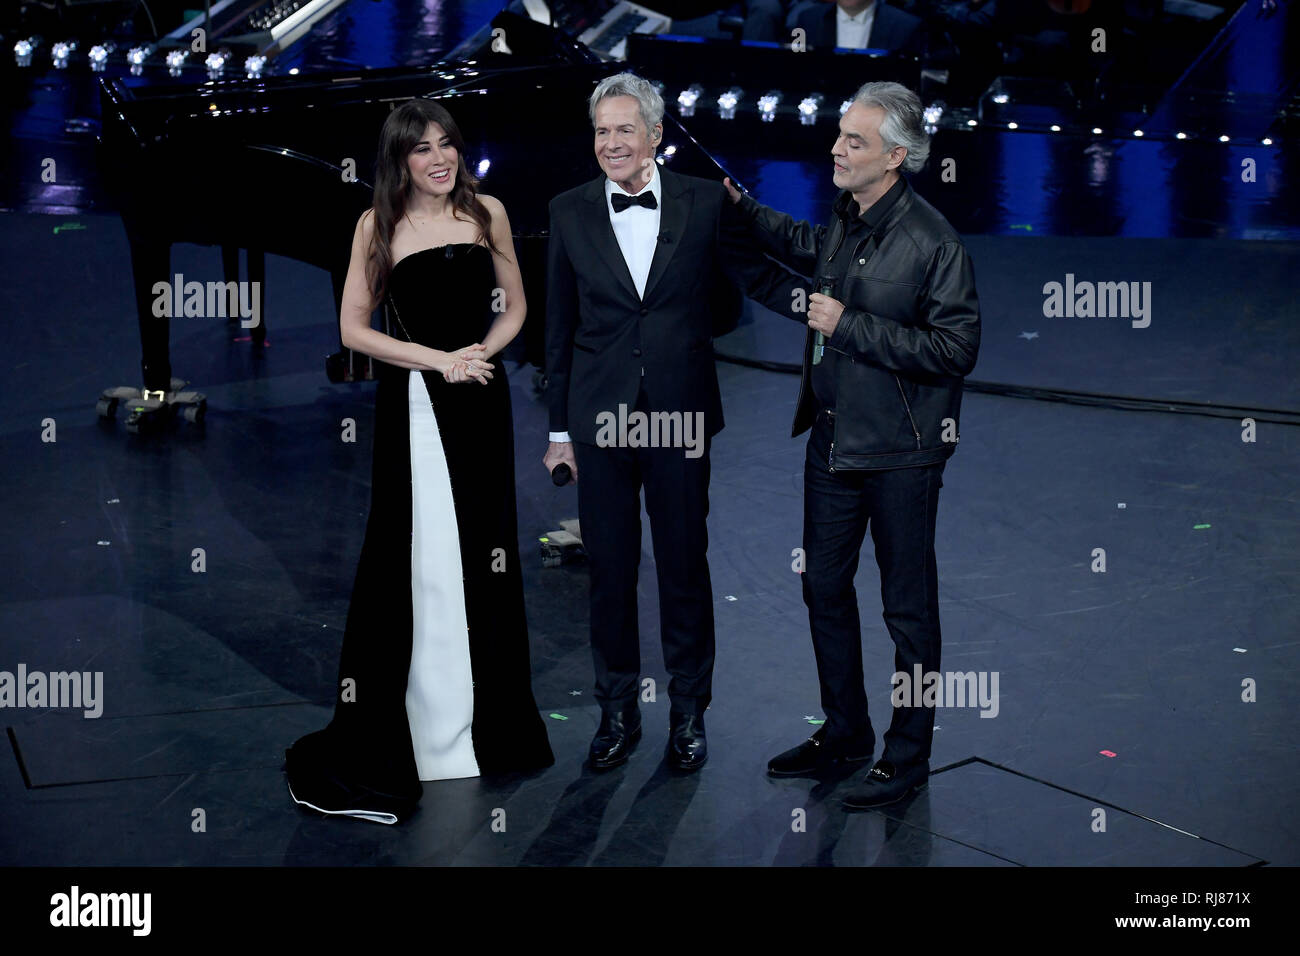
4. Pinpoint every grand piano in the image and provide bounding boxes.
[96,7,749,400]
